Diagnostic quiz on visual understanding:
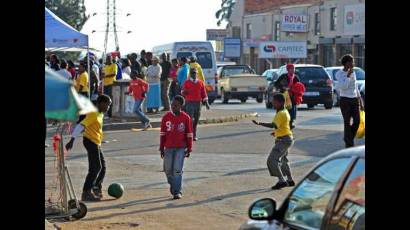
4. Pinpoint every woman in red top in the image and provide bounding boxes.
[67,60,77,80]
[126,71,151,130]
[169,58,180,100]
